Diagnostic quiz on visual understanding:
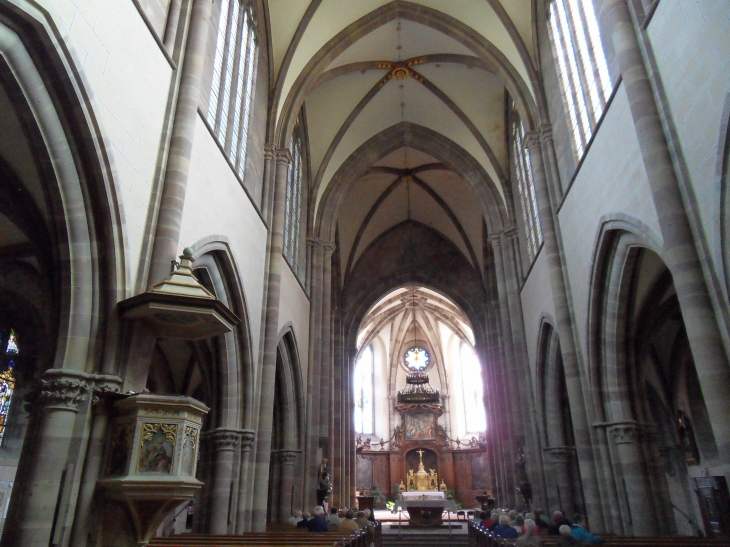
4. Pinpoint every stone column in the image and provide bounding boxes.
[251,150,291,531]
[502,225,548,509]
[235,430,255,533]
[544,447,575,514]
[8,374,89,547]
[148,0,213,285]
[475,342,505,504]
[162,0,184,51]
[488,233,520,508]
[305,237,323,507]
[278,451,298,521]
[525,132,605,529]
[208,429,239,534]
[322,242,335,489]
[596,0,730,459]
[607,422,656,535]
